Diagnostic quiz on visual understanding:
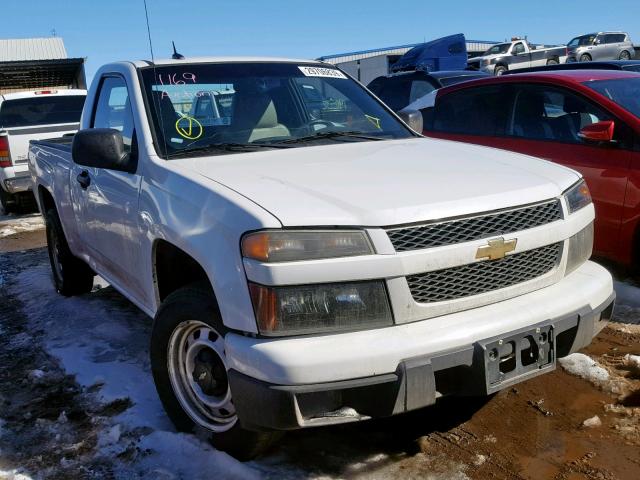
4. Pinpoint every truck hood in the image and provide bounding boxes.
[182,138,580,227]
